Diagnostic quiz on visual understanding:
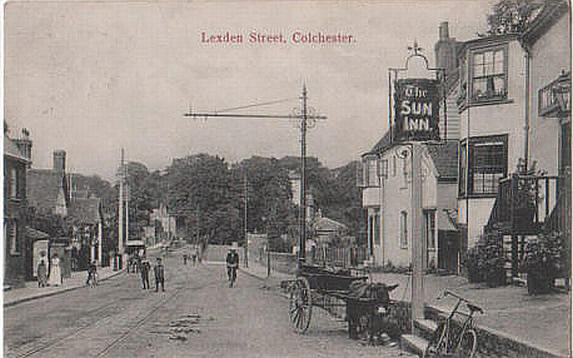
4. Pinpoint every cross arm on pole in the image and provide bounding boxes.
[183,112,327,120]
